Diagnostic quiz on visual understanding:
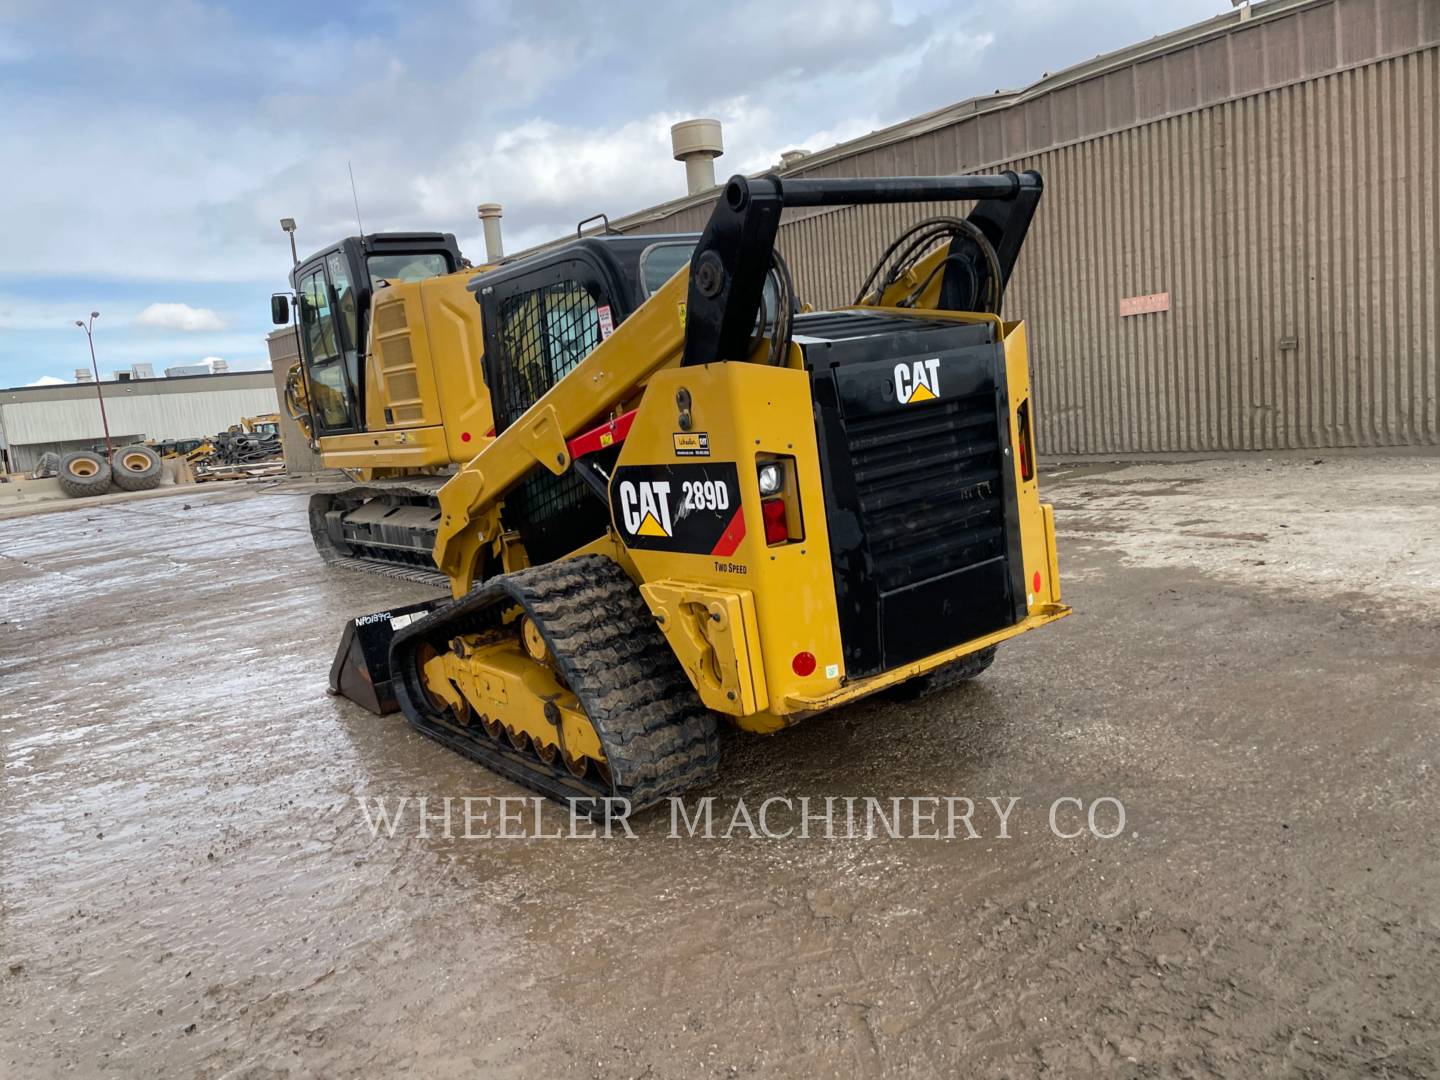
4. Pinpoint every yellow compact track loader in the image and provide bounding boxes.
[282,171,1070,811]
